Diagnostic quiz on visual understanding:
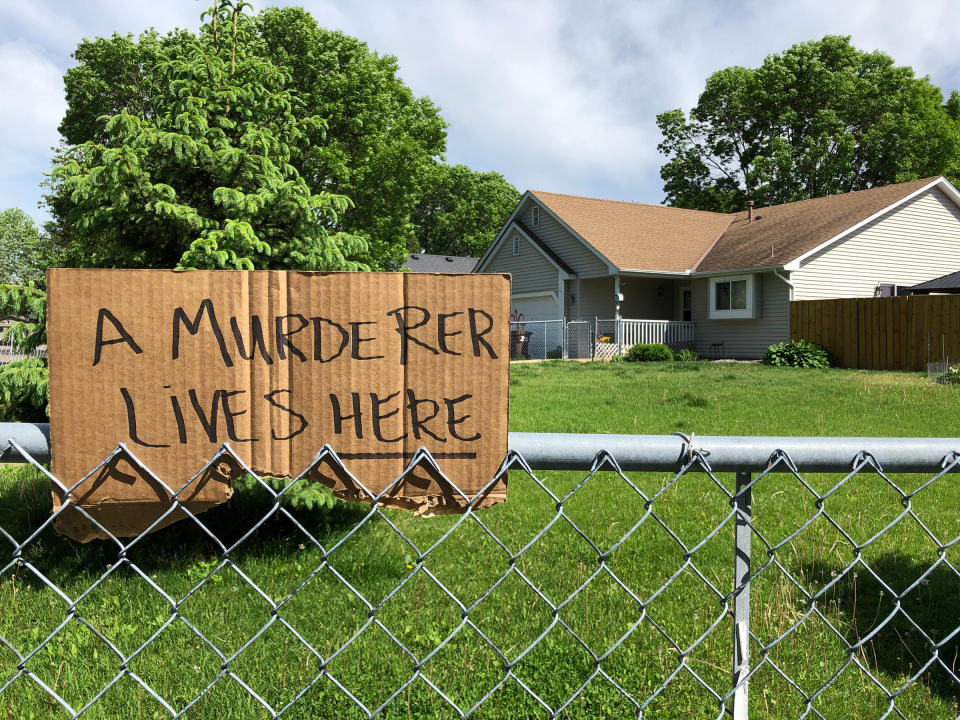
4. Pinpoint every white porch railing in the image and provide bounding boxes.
[594,318,695,359]
[617,318,695,347]
[507,318,695,360]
